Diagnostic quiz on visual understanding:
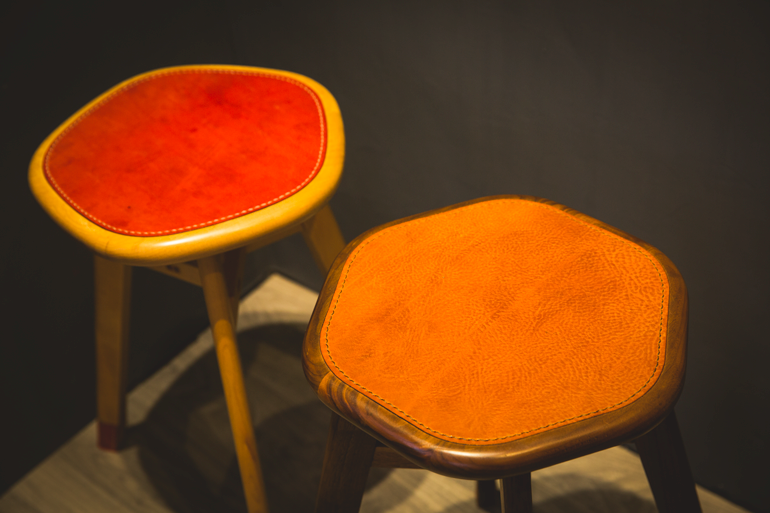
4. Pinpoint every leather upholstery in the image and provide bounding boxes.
[321,198,670,445]
[44,68,326,236]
